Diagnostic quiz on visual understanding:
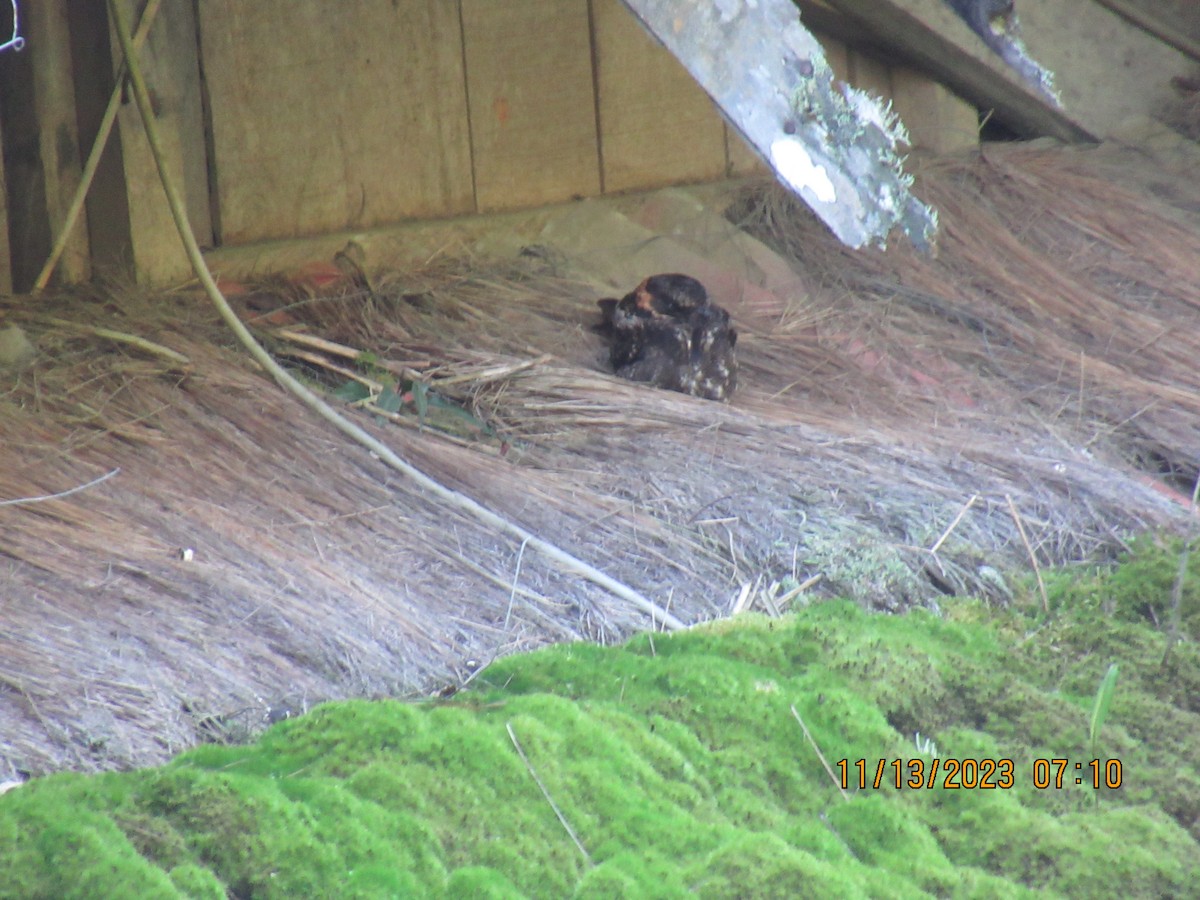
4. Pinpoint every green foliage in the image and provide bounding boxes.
[1,546,1198,897]
[1089,664,1120,762]
[374,384,404,414]
[330,380,371,403]
[353,350,380,370]
[1041,533,1200,640]
[330,370,495,441]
